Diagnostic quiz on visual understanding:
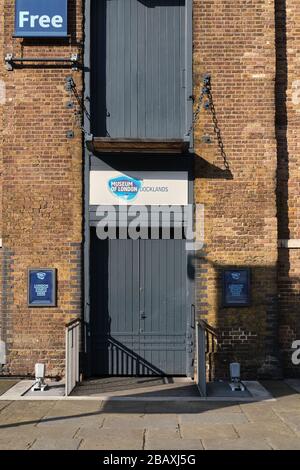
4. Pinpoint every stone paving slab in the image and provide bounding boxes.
[78,428,144,450]
[32,426,81,439]
[203,438,272,450]
[0,380,33,399]
[141,414,179,429]
[144,437,204,450]
[234,421,296,439]
[37,413,105,430]
[143,402,242,414]
[275,412,300,434]
[145,427,182,441]
[179,411,249,426]
[0,401,11,412]
[102,402,147,414]
[0,435,37,450]
[0,426,39,450]
[267,436,300,450]
[101,414,146,429]
[30,437,81,450]
[240,403,280,423]
[0,401,55,426]
[0,380,18,396]
[180,423,238,440]
[45,400,103,415]
[36,400,104,429]
[270,397,300,412]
